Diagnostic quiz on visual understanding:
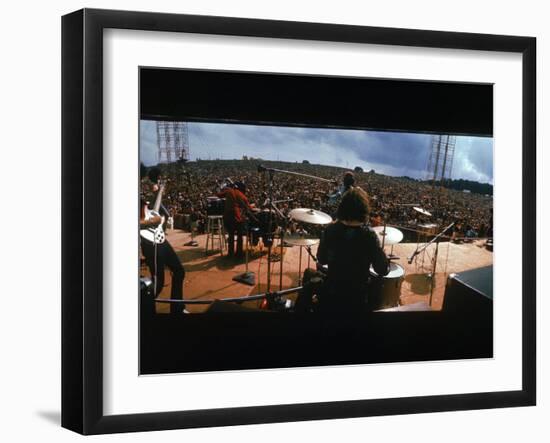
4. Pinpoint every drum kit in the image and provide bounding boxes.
[211,163,441,311]
[243,205,333,290]
[367,224,406,309]
[368,262,405,310]
[285,208,332,285]
[243,201,427,310]
[282,205,440,310]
